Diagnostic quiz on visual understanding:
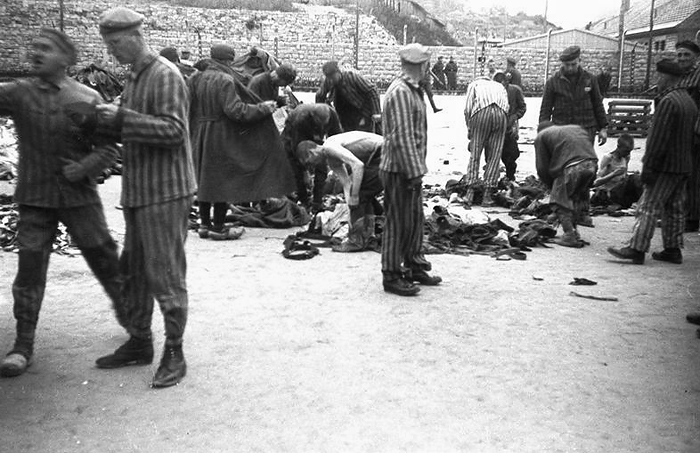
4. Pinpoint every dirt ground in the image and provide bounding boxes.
[1,94,699,453]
